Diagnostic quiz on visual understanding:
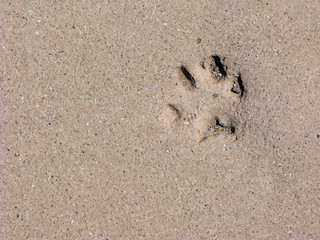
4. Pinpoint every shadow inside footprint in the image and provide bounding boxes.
[180,66,196,88]
[212,55,227,77]
[197,116,236,143]
[237,74,245,97]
